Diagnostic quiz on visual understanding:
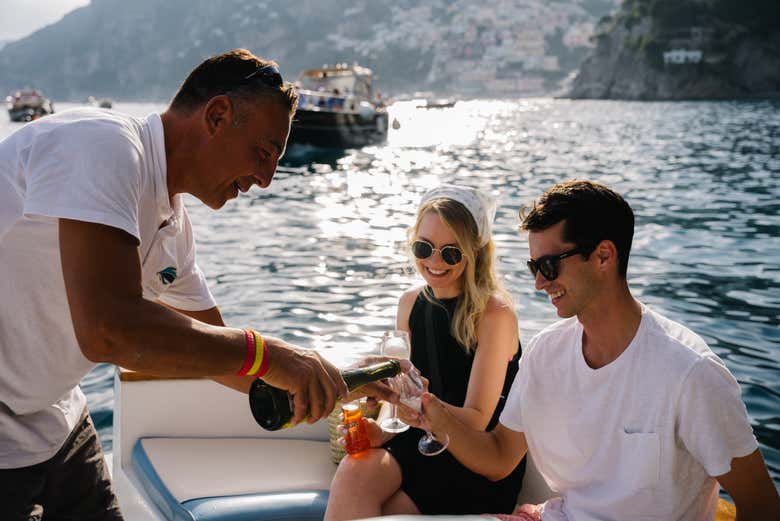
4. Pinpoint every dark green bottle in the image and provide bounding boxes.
[249,359,401,431]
